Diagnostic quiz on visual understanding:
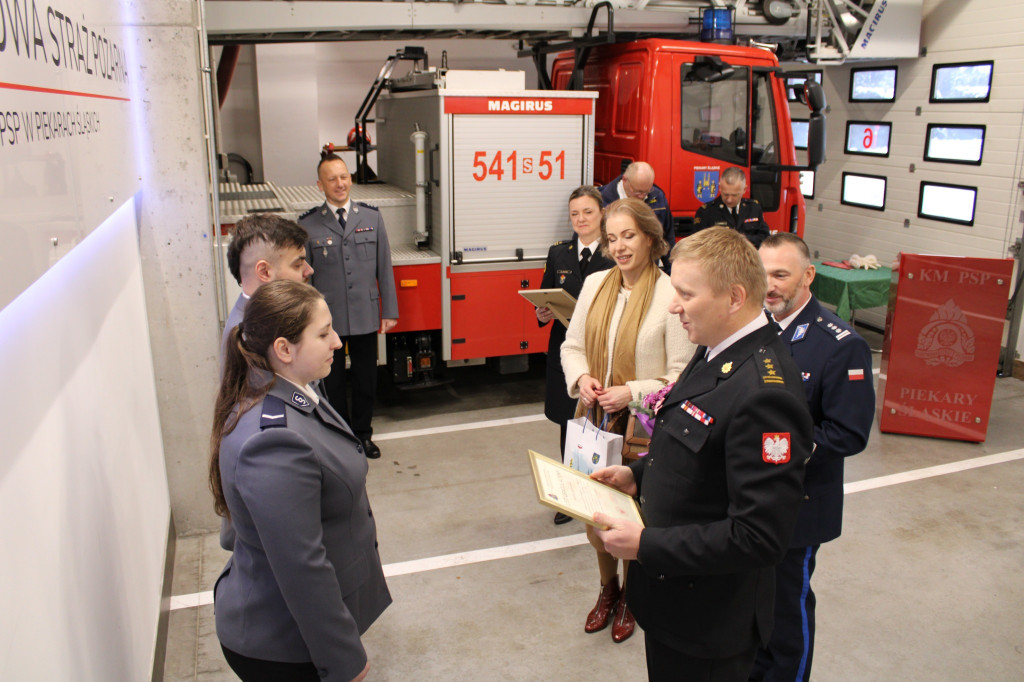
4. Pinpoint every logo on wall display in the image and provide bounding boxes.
[762,433,791,464]
[694,170,719,202]
[915,299,976,367]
